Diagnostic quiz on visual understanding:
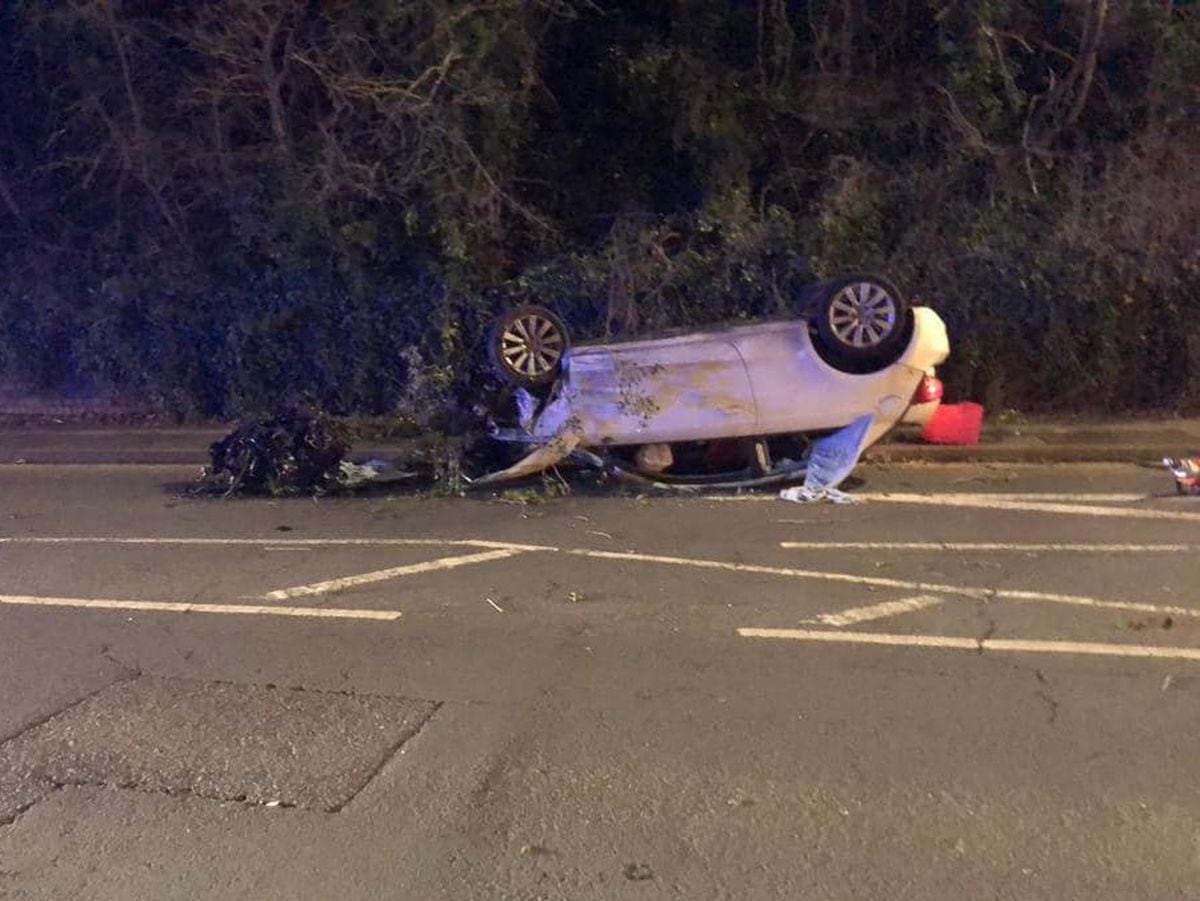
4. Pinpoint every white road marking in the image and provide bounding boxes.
[702,494,803,503]
[4,532,1193,626]
[1,536,556,551]
[706,492,1147,504]
[914,493,1147,503]
[780,541,1193,553]
[0,594,400,621]
[812,594,944,627]
[869,493,1200,523]
[567,548,1200,618]
[737,628,1200,662]
[740,628,976,649]
[264,548,525,600]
